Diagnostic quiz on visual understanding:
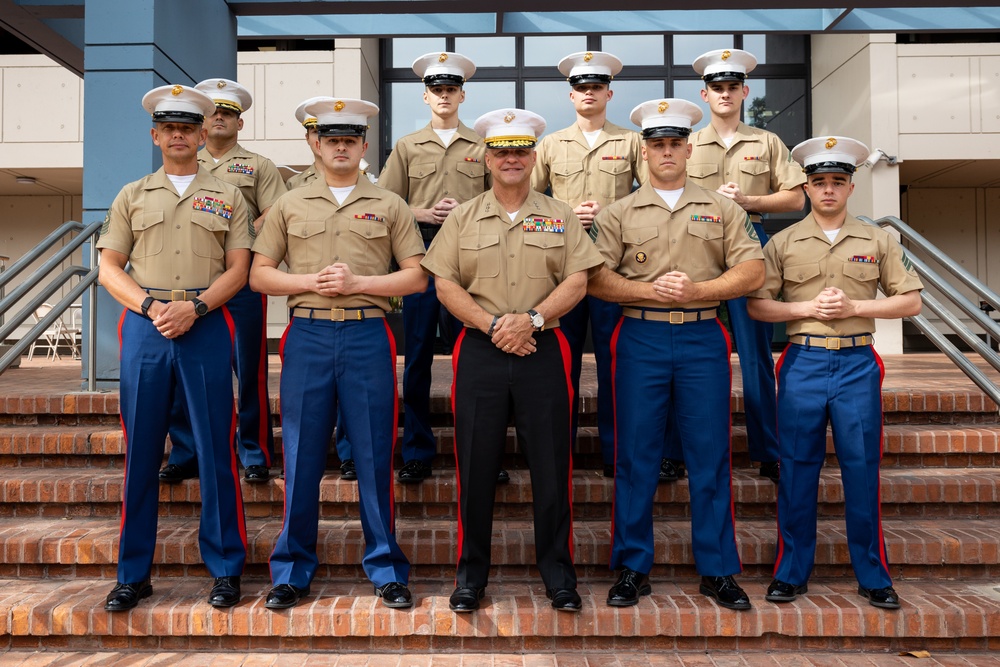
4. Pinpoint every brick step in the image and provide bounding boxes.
[4,423,1000,469]
[4,578,999,653]
[5,654,999,667]
[0,516,996,573]
[3,468,999,521]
